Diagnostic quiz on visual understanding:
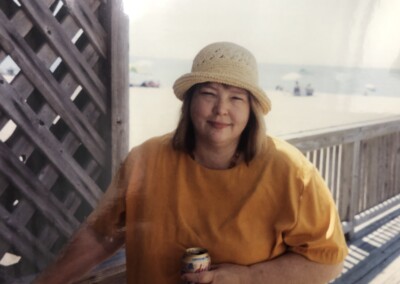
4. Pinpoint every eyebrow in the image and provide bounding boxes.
[199,83,248,95]
[228,88,248,95]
